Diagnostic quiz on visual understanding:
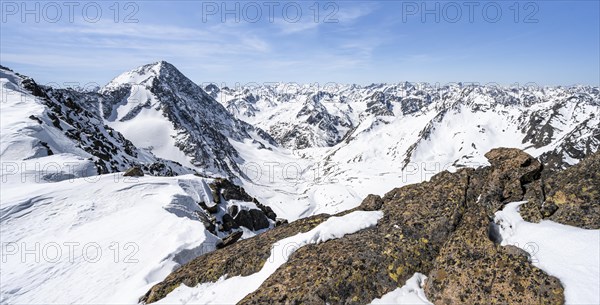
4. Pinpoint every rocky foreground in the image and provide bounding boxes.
[141,148,599,304]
